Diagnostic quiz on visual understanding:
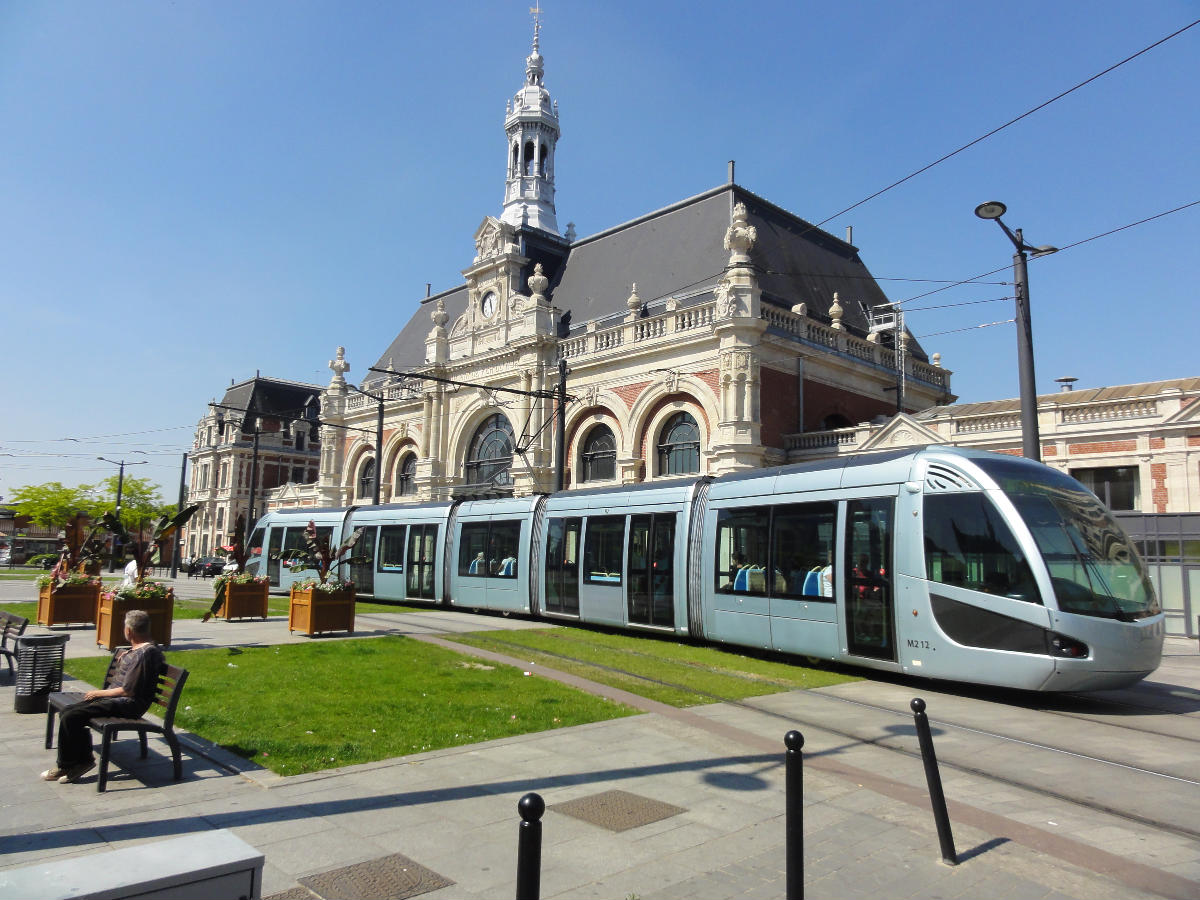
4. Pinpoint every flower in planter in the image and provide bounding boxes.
[284,520,365,587]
